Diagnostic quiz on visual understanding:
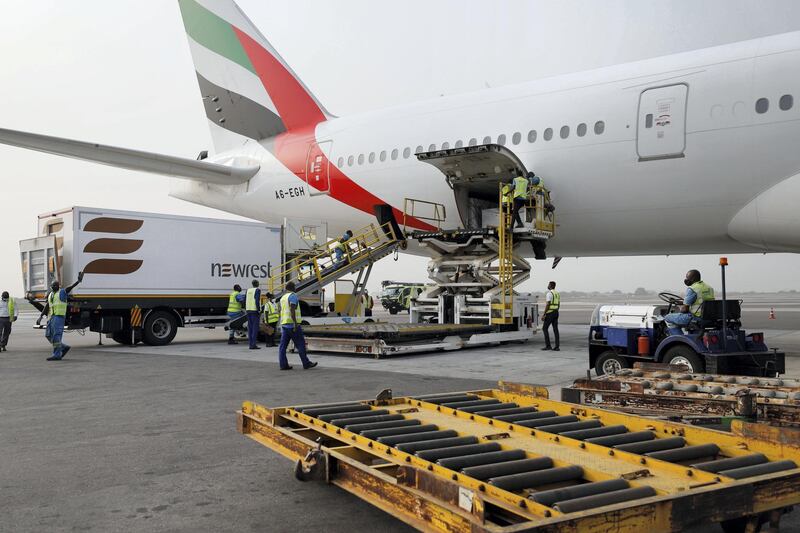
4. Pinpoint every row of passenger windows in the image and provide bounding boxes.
[756,94,794,114]
[336,120,607,168]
